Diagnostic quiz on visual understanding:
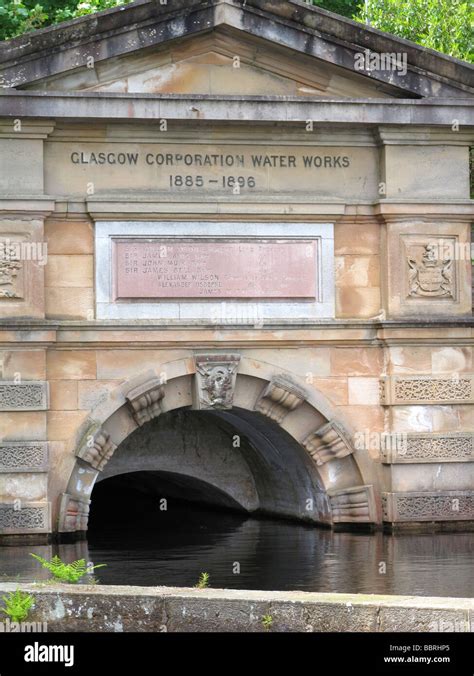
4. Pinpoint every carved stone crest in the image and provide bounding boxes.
[407,243,453,298]
[0,259,22,298]
[194,354,240,409]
